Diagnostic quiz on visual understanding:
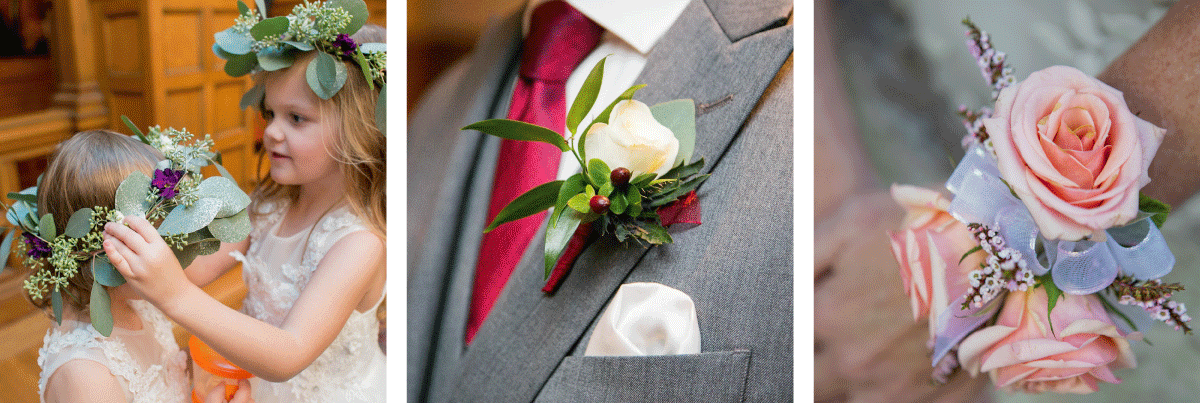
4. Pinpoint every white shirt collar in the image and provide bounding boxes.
[523,0,690,54]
